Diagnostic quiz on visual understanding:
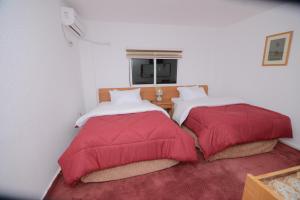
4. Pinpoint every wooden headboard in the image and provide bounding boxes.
[98,85,208,102]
